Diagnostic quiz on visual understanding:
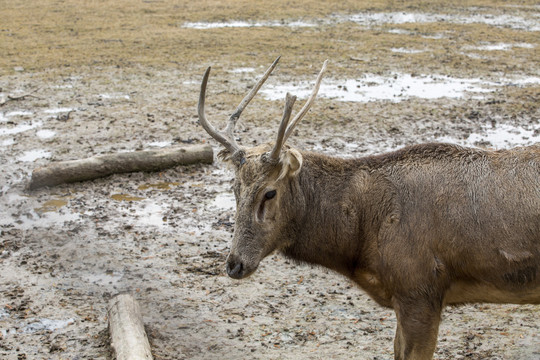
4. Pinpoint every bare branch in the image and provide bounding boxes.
[269,93,297,161]
[283,60,328,142]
